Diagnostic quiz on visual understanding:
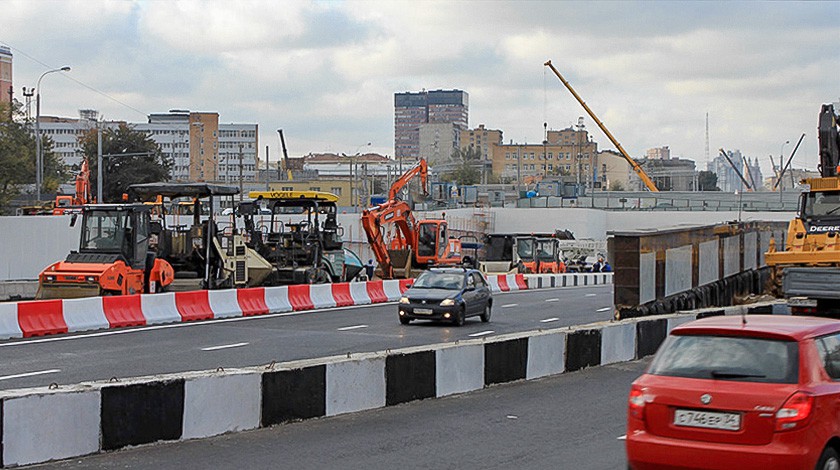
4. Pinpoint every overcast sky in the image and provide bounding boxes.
[2,0,838,175]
